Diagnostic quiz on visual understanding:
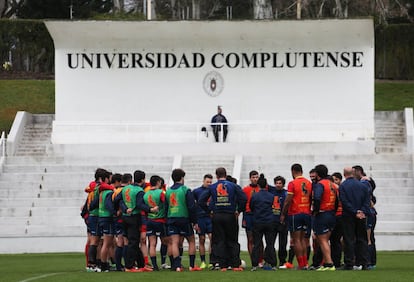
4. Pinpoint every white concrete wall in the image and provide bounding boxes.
[6,111,32,155]
[46,20,375,145]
